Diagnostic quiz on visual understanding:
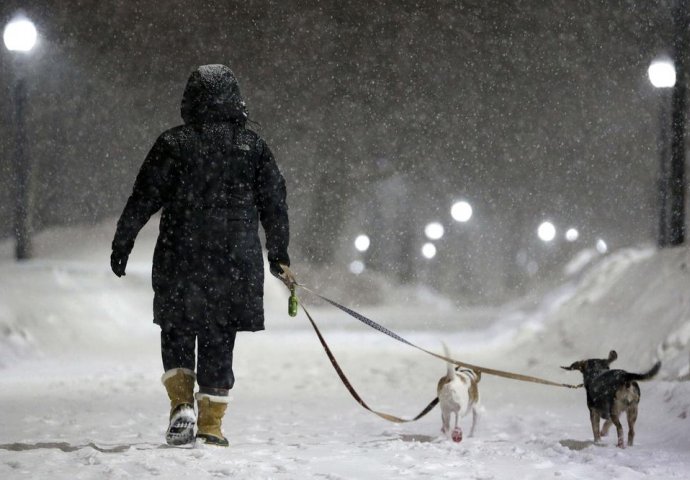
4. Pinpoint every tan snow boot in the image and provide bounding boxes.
[196,392,230,447]
[162,368,196,445]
